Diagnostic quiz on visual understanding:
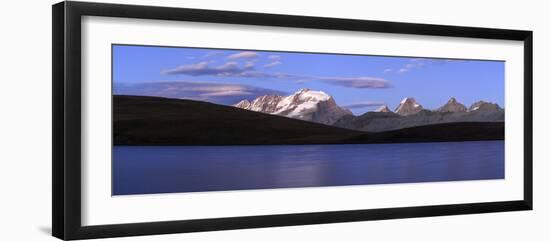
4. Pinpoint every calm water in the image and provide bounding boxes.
[113,141,504,195]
